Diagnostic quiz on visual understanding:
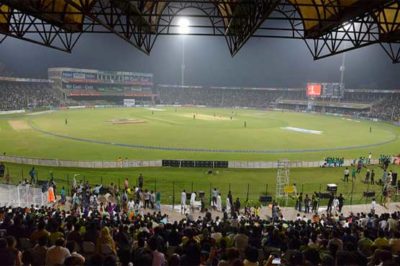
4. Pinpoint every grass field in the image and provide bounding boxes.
[1,107,399,206]
[0,107,398,161]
